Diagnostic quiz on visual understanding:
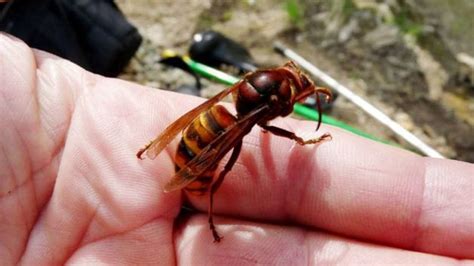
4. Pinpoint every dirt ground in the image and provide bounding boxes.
[116,0,474,162]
